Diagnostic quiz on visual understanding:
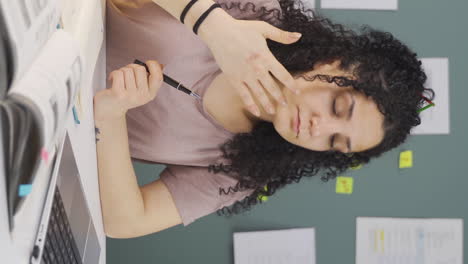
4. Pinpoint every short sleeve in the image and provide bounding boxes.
[216,0,283,26]
[159,165,254,226]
